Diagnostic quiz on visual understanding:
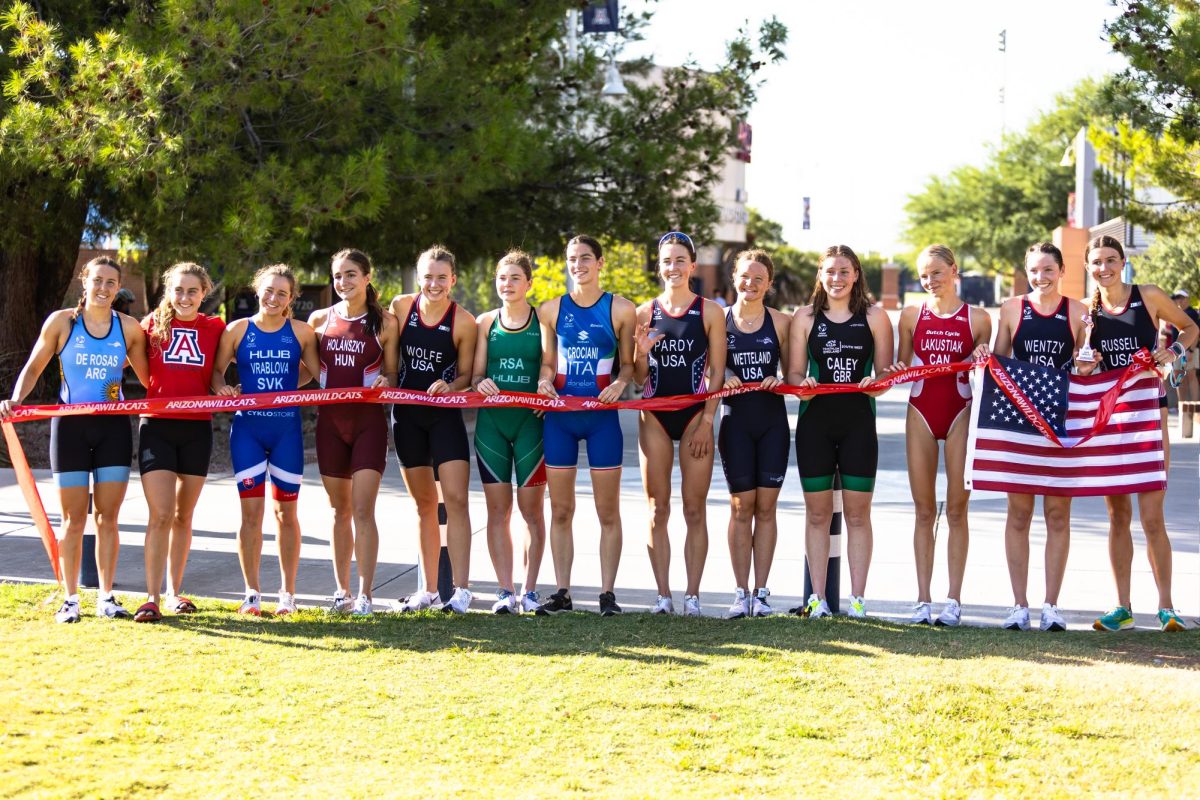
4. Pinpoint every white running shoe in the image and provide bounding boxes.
[651,595,674,615]
[1040,603,1067,632]
[276,592,298,616]
[521,591,540,614]
[491,589,519,615]
[351,594,373,616]
[752,588,774,618]
[97,595,132,619]
[805,594,832,619]
[683,595,701,617]
[1003,605,1031,631]
[935,598,962,627]
[724,588,751,619]
[396,590,438,613]
[441,587,472,614]
[848,595,867,619]
[909,601,932,625]
[238,594,262,616]
[329,591,351,614]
